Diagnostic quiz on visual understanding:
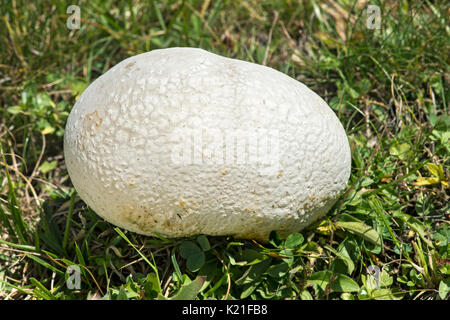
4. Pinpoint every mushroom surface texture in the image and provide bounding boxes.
[64,47,351,241]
